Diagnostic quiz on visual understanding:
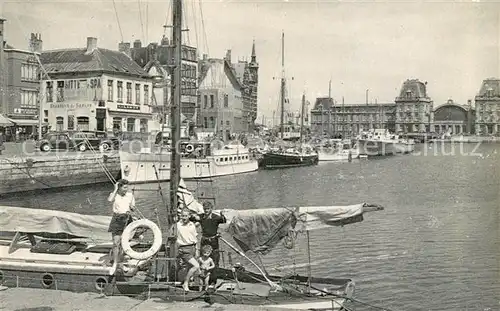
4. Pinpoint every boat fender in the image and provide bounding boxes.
[41,273,55,289]
[121,219,162,260]
[185,144,194,153]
